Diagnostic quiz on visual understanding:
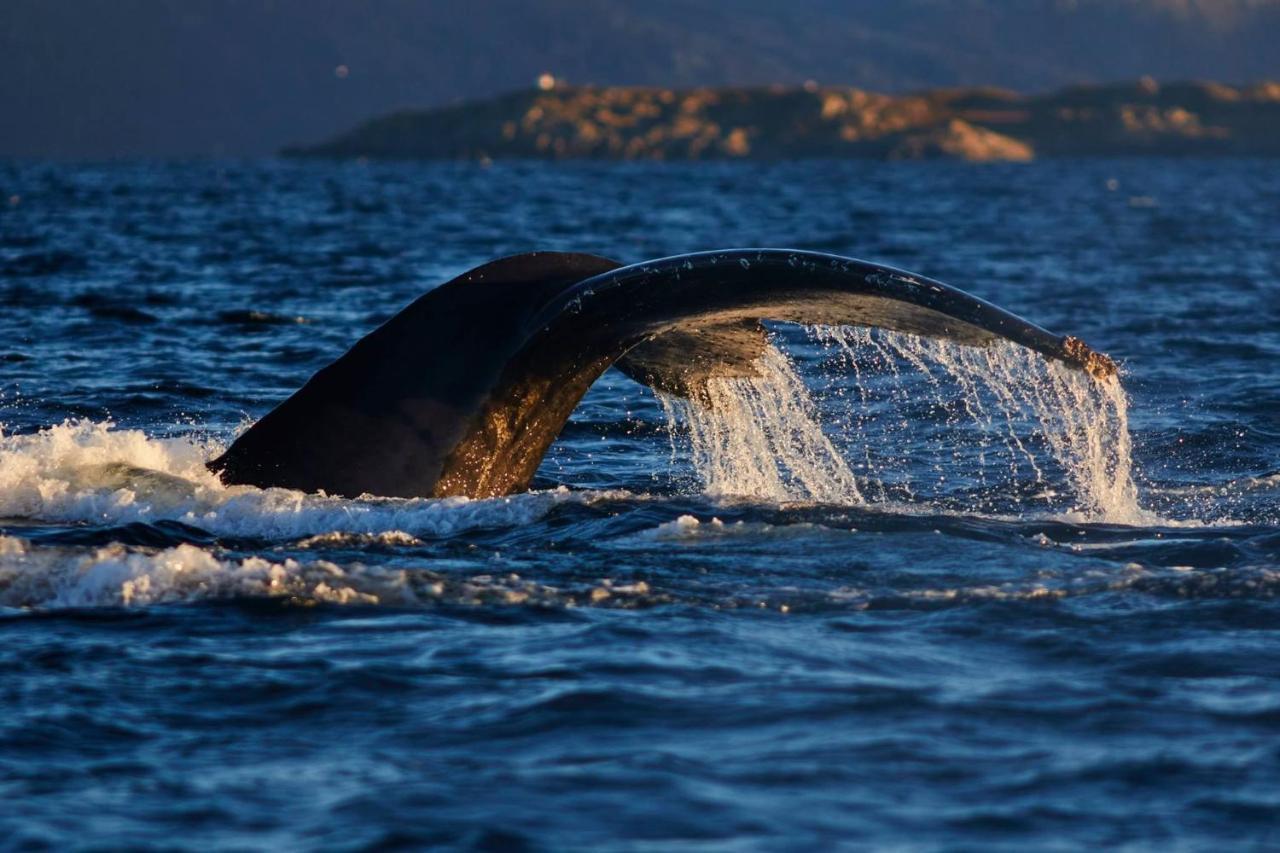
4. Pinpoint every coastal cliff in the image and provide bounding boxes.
[285,79,1280,162]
